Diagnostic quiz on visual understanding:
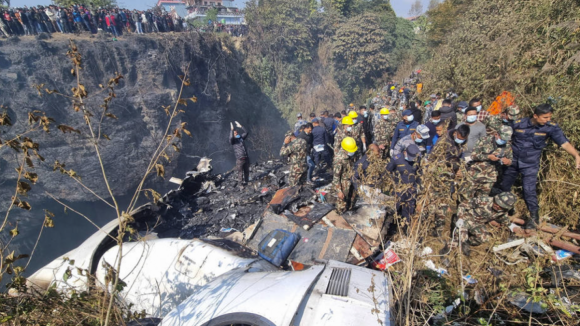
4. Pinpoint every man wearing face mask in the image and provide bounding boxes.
[457,107,486,159]
[457,192,517,256]
[373,108,394,158]
[280,130,309,187]
[425,110,442,151]
[464,126,513,199]
[229,121,250,185]
[348,110,367,153]
[392,124,430,158]
[469,97,489,123]
[332,137,358,214]
[334,116,355,152]
[426,124,471,236]
[359,106,373,148]
[297,123,315,184]
[387,144,421,231]
[438,99,458,130]
[390,109,419,157]
[455,101,469,124]
[500,104,580,229]
[485,104,520,133]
